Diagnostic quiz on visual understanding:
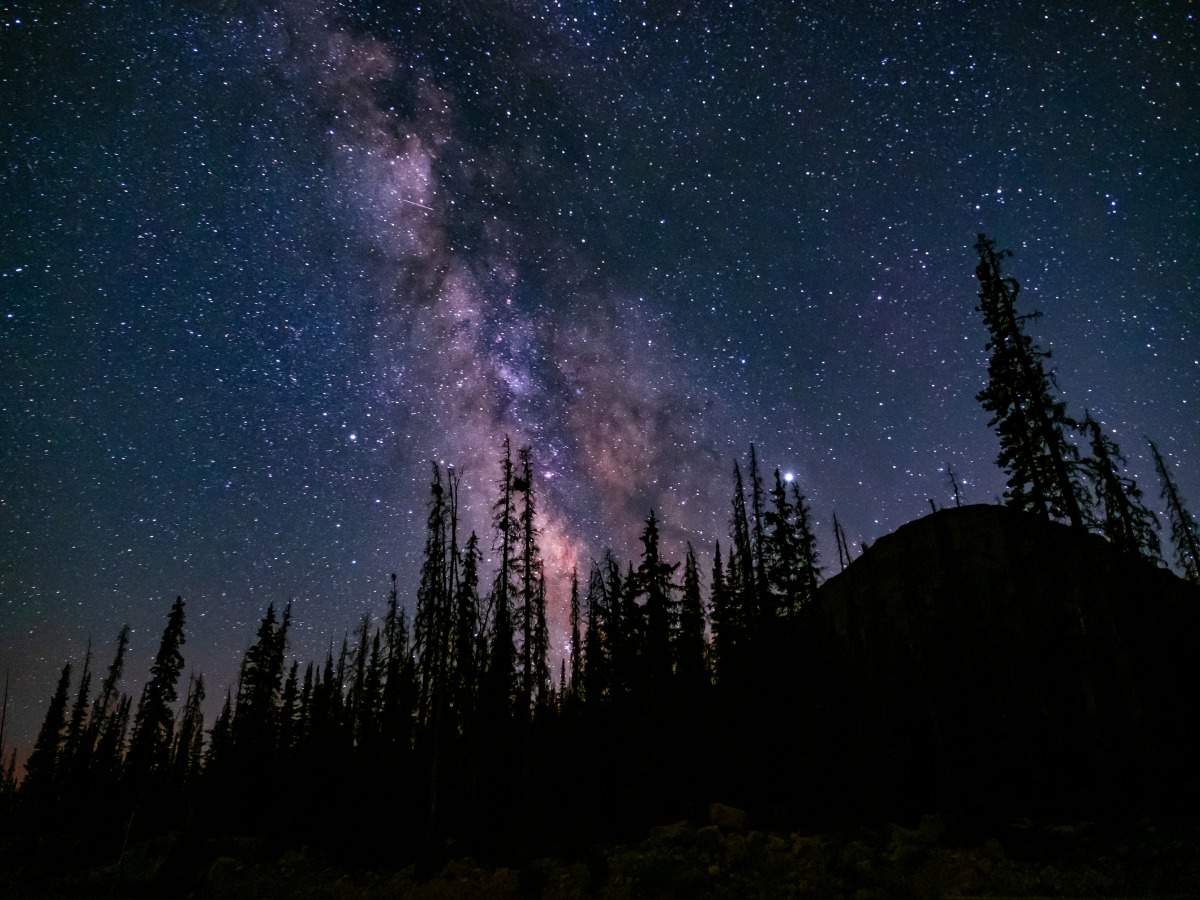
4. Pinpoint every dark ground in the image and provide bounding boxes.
[5,807,1200,899]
